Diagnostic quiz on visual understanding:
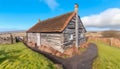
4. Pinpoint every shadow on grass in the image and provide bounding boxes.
[0,50,23,64]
